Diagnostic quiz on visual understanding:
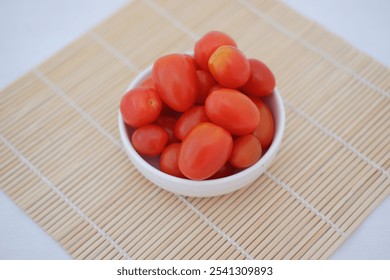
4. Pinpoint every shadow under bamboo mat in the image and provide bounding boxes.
[1,0,390,260]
